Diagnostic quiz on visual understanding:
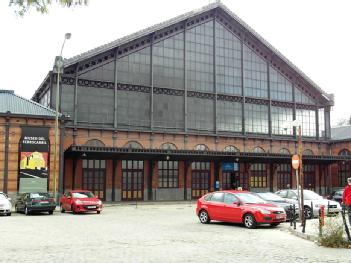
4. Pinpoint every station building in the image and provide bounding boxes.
[23,2,351,201]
